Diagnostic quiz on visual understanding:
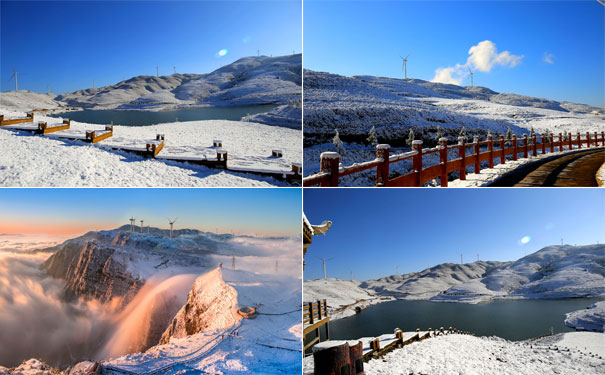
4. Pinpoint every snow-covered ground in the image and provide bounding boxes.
[565,301,605,332]
[303,70,604,183]
[303,333,605,375]
[0,109,301,187]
